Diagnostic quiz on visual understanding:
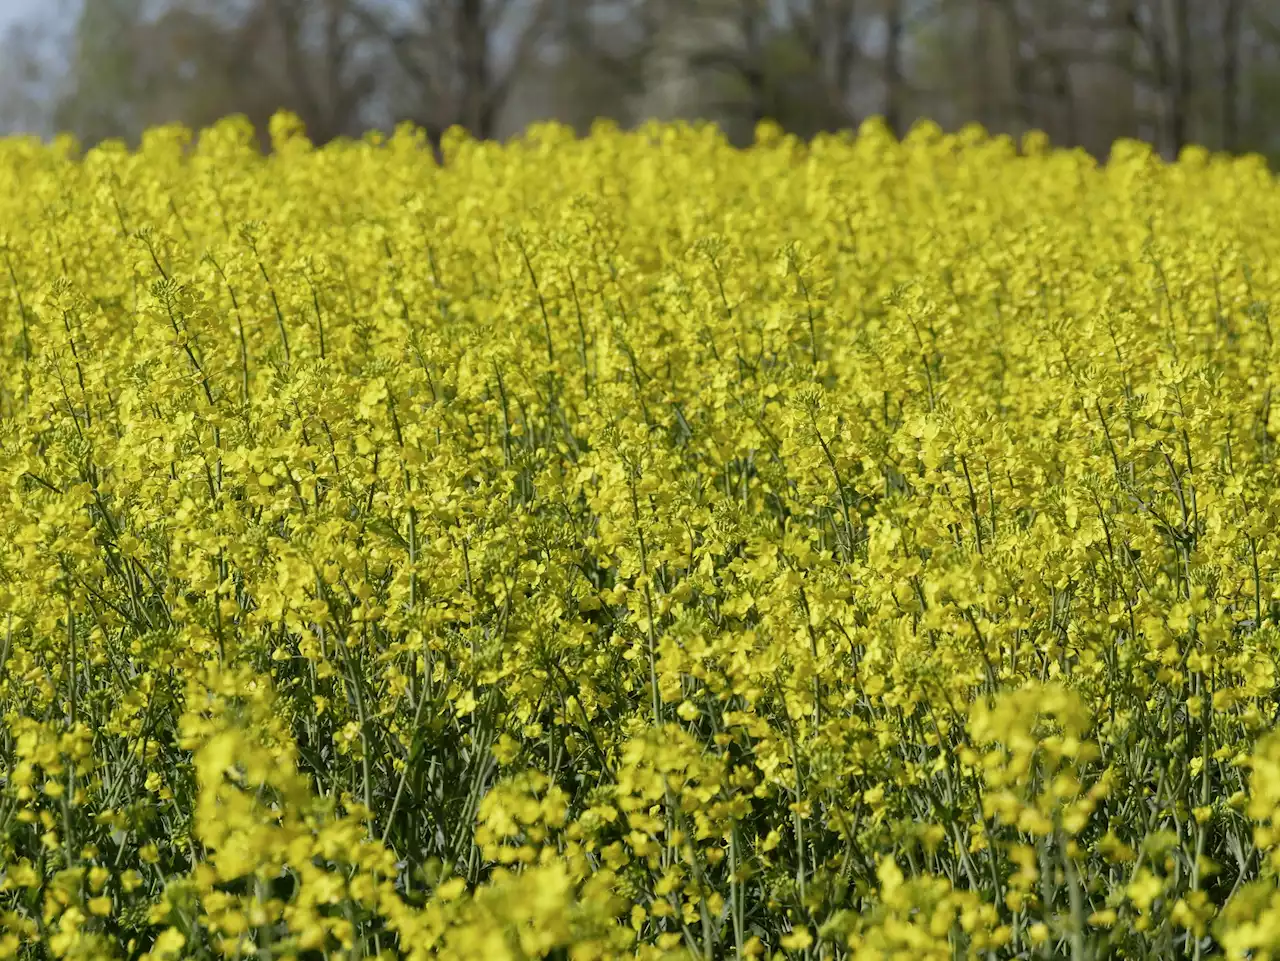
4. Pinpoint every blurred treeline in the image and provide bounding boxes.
[1,0,1278,163]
